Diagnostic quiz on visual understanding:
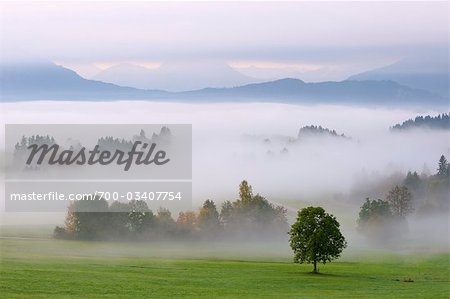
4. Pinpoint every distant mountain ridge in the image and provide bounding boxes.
[93,61,258,92]
[0,62,446,107]
[182,78,445,106]
[0,62,167,101]
[348,56,449,98]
